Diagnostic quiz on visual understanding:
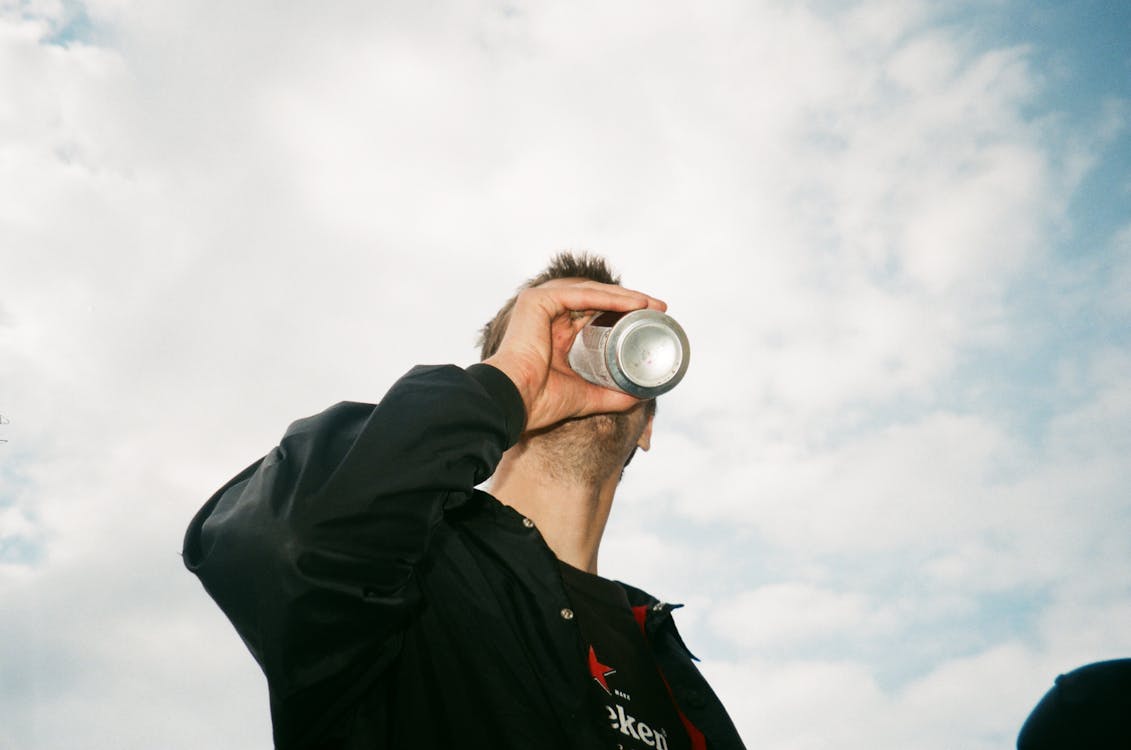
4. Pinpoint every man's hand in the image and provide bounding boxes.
[483,280,667,433]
